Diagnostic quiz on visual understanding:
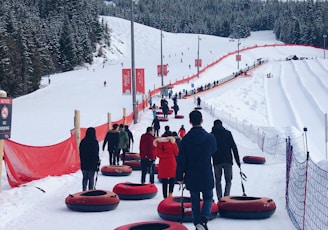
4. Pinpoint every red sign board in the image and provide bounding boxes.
[157,64,168,76]
[195,59,202,67]
[136,68,145,94]
[122,68,132,95]
[122,68,145,95]
[236,54,241,61]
